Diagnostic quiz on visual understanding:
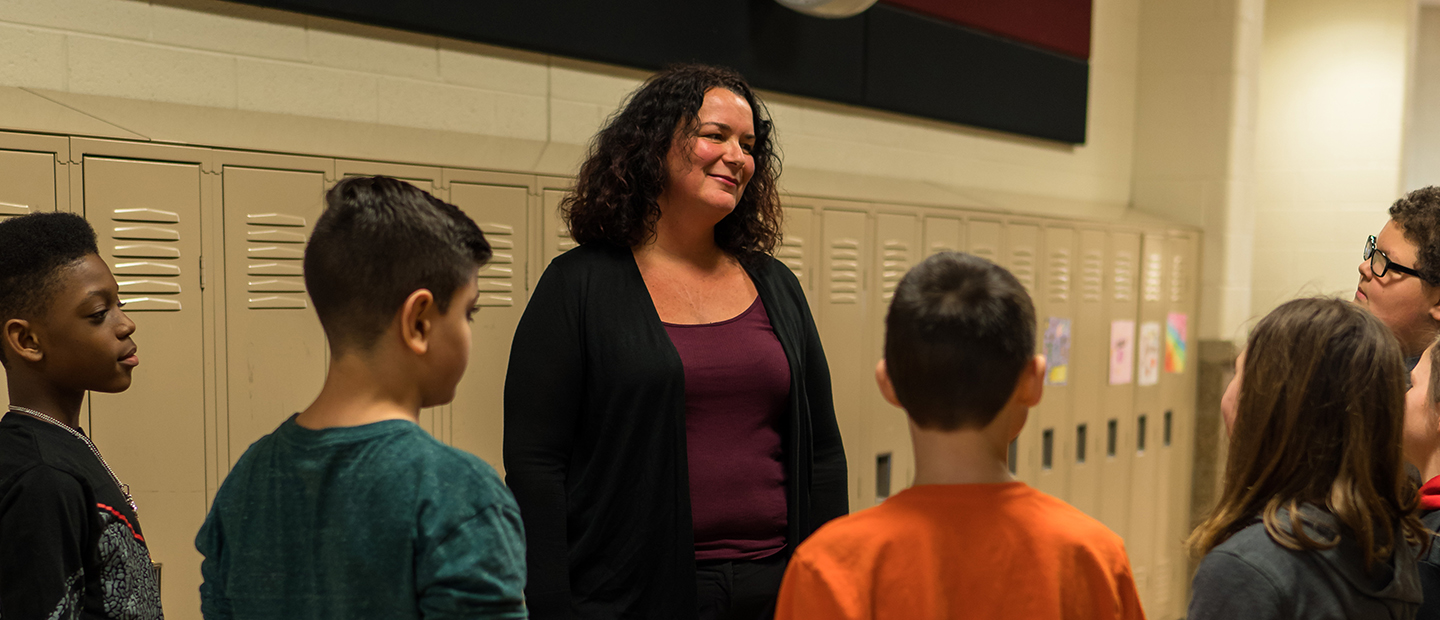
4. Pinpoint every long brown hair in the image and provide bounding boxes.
[1187,297,1425,568]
